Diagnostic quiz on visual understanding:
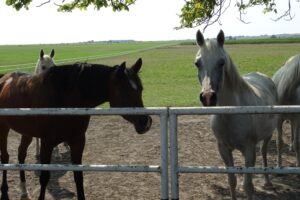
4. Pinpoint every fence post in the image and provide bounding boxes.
[160,110,169,200]
[170,113,179,200]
